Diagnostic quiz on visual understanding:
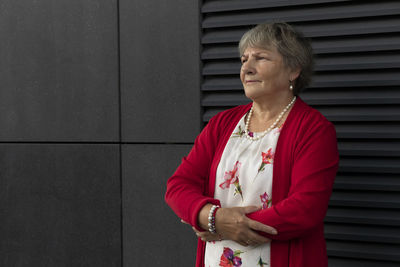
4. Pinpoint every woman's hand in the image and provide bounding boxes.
[216,206,277,246]
[192,205,278,246]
